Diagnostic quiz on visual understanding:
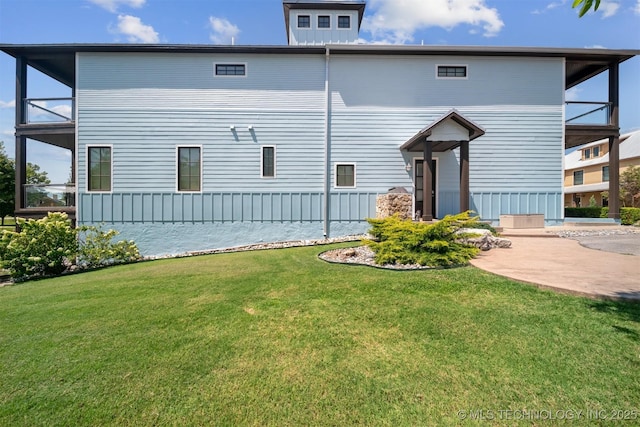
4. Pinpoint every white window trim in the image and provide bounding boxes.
[317,15,332,30]
[176,145,203,193]
[86,144,113,194]
[435,64,469,80]
[296,13,312,30]
[214,63,248,78]
[337,15,352,30]
[334,162,356,189]
[260,145,277,179]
